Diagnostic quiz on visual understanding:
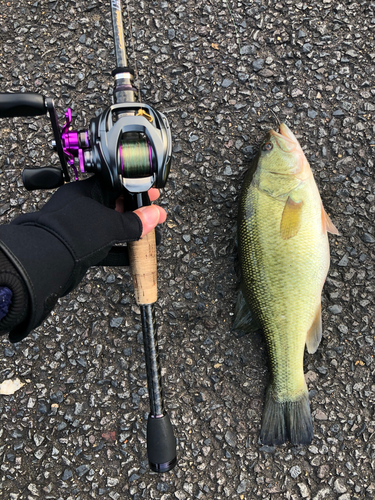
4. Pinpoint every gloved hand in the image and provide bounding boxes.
[0,176,166,342]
